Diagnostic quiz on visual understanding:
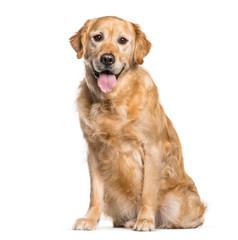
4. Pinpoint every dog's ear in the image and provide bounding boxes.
[133,24,152,65]
[69,20,94,59]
